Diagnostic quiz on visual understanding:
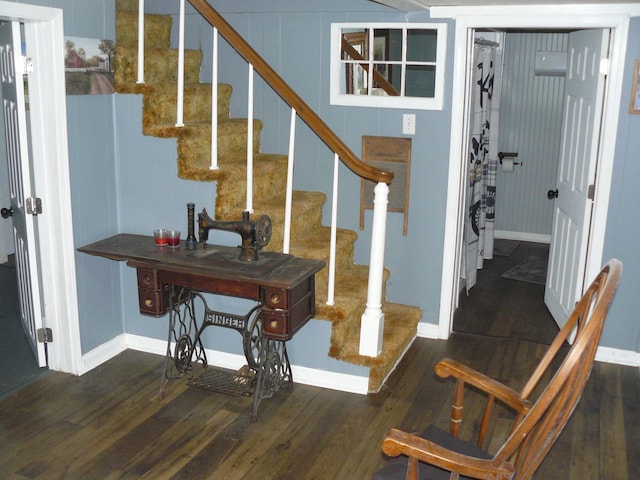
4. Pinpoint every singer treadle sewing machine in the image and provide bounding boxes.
[78,204,325,421]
